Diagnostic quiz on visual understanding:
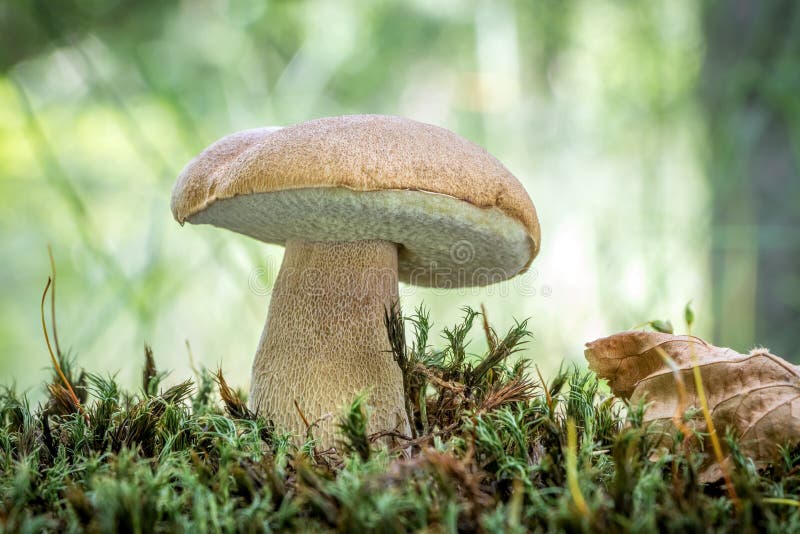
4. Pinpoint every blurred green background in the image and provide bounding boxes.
[1,0,798,396]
